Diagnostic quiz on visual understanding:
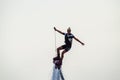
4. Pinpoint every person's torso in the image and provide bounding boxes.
[64,33,74,46]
